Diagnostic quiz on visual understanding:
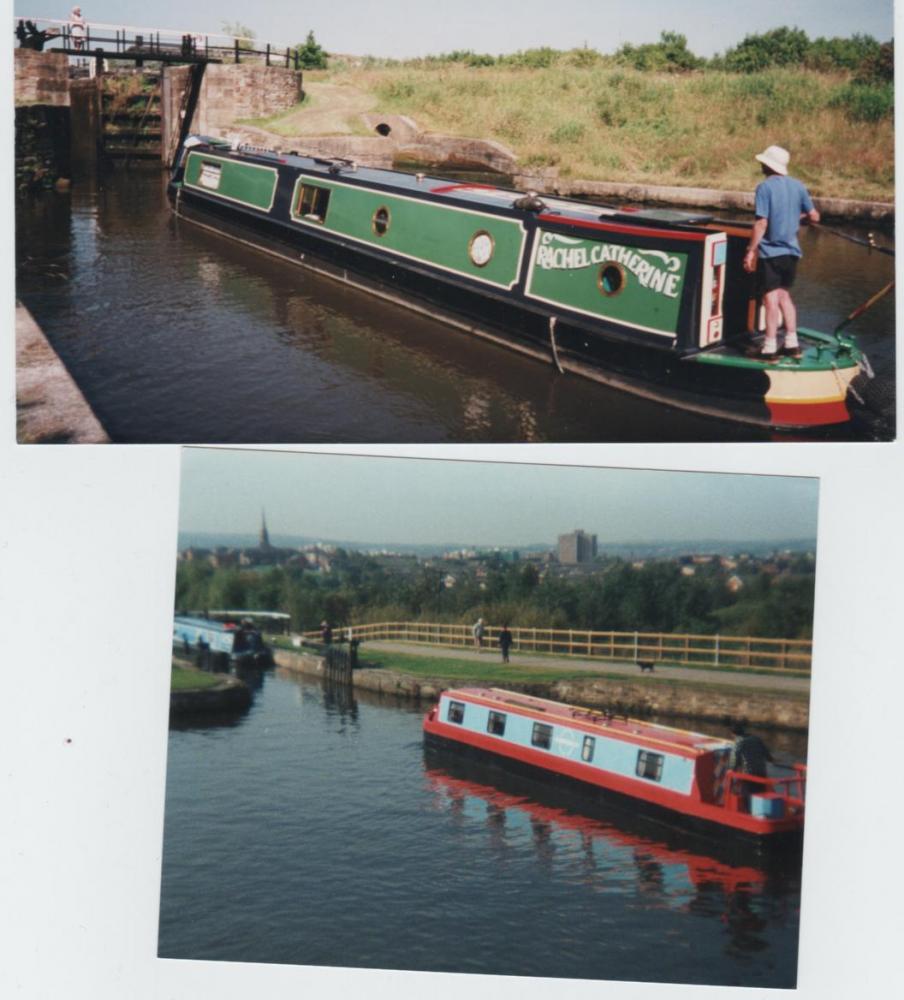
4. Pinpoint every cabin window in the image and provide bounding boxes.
[198,161,222,190]
[447,700,466,724]
[468,230,495,267]
[636,750,664,782]
[372,206,391,237]
[581,735,595,762]
[487,711,507,736]
[598,263,625,297]
[297,184,331,223]
[531,722,553,750]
